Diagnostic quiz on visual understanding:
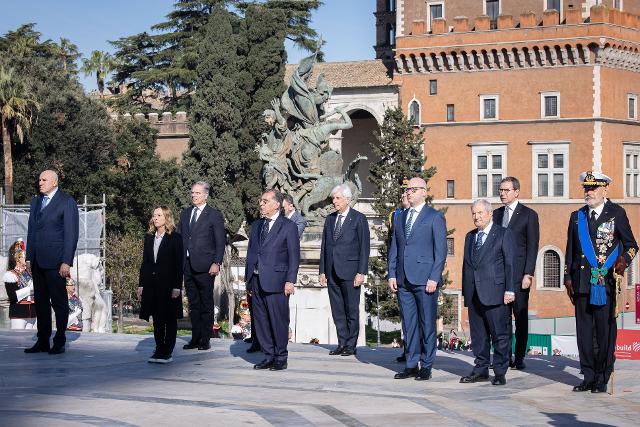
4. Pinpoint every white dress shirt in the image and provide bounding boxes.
[153,232,164,263]
[335,207,350,227]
